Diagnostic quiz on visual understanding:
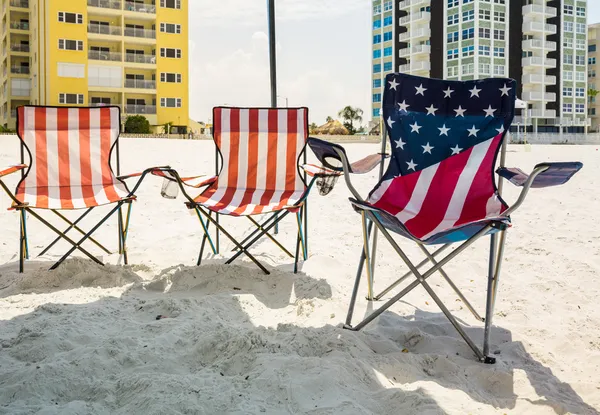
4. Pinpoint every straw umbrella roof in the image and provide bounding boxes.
[314,120,350,135]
